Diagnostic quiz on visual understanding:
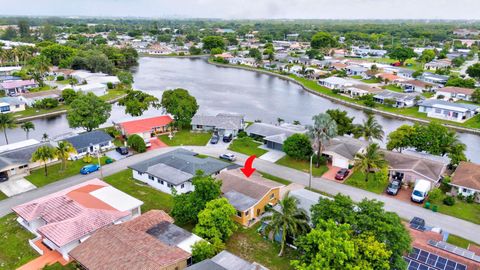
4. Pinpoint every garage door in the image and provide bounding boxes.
[333,157,349,169]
